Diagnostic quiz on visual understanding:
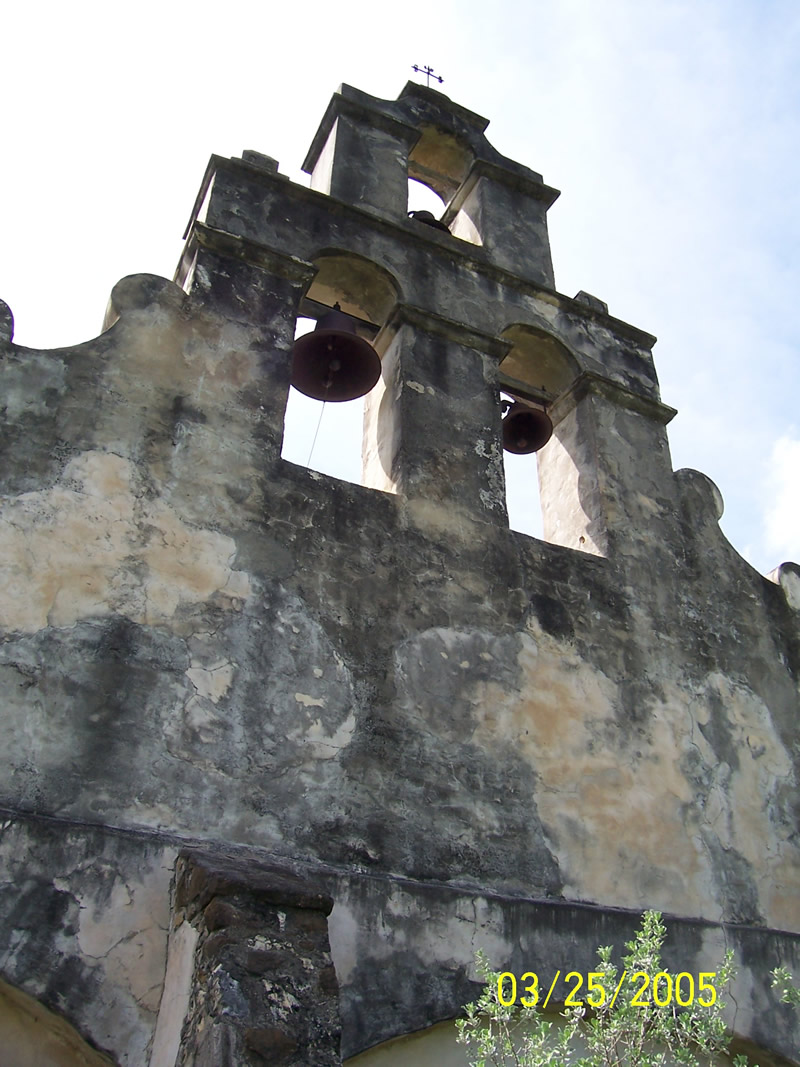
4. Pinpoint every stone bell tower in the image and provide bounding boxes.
[0,82,798,1066]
